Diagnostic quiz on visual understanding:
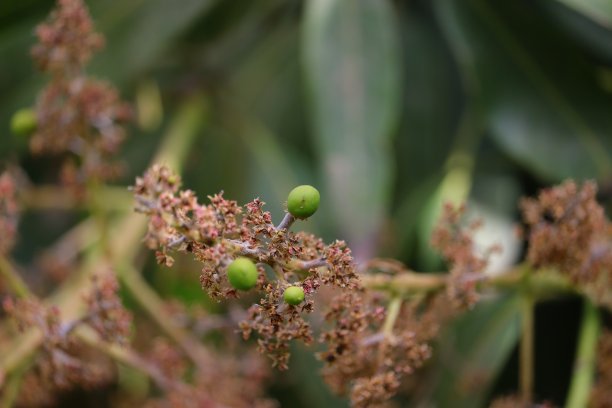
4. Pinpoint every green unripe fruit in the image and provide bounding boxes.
[287,185,320,219]
[227,257,258,291]
[10,108,37,137]
[283,286,305,305]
